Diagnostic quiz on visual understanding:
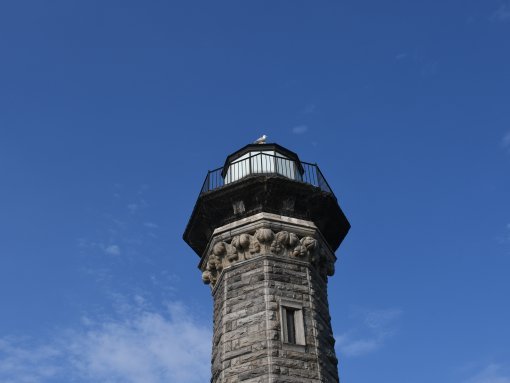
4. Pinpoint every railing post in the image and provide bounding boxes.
[200,171,210,194]
[316,166,333,193]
